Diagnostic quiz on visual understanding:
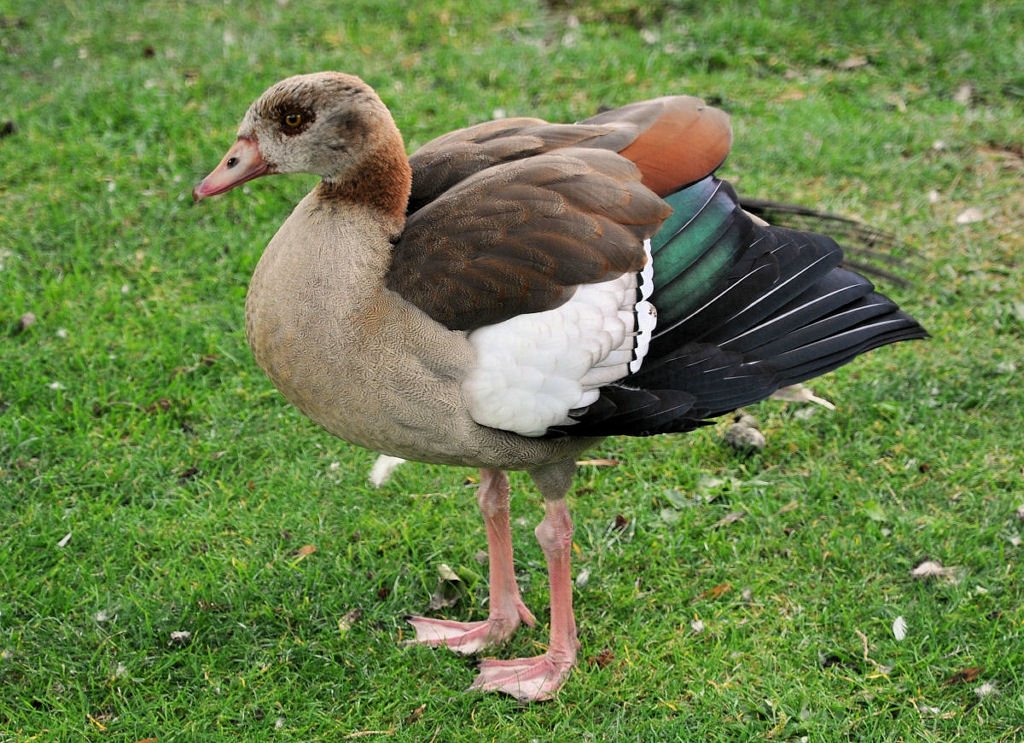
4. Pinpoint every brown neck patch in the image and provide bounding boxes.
[316,136,412,231]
